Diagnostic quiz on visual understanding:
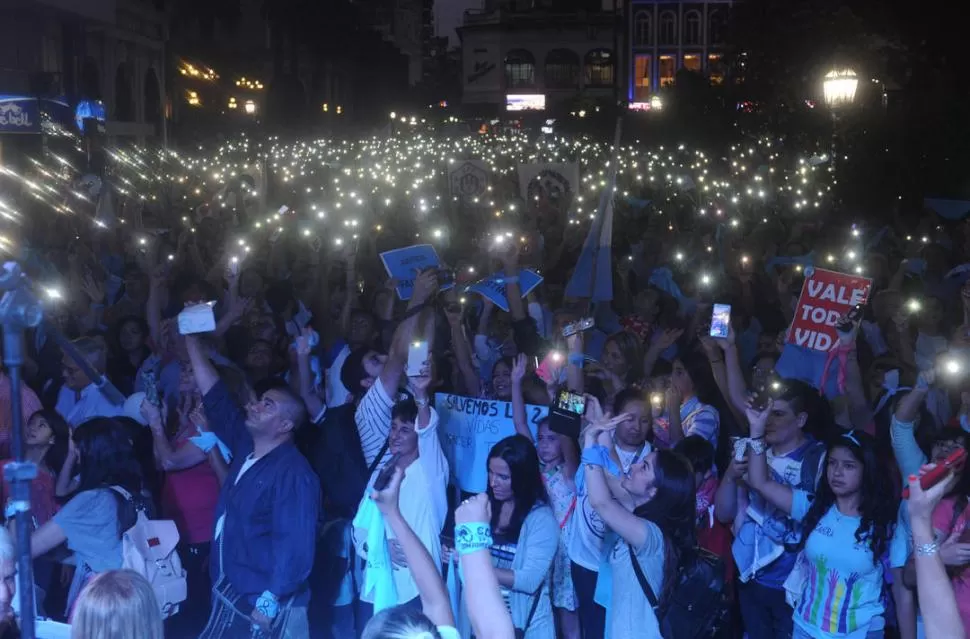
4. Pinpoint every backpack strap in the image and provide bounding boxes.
[628,543,659,610]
